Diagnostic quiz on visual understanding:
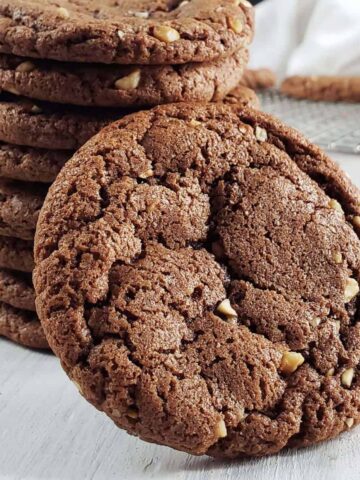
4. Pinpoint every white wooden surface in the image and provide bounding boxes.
[1,153,360,480]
